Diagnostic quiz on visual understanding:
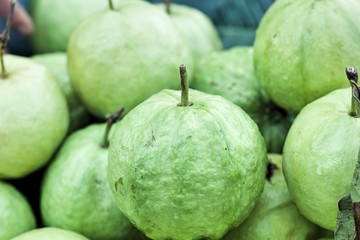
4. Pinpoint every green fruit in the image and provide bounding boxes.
[0,55,69,179]
[283,68,360,230]
[0,181,36,239]
[158,2,222,63]
[67,0,193,118]
[31,52,91,133]
[254,0,360,113]
[108,67,267,240]
[12,227,89,240]
[30,0,121,53]
[41,115,146,240]
[222,154,320,240]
